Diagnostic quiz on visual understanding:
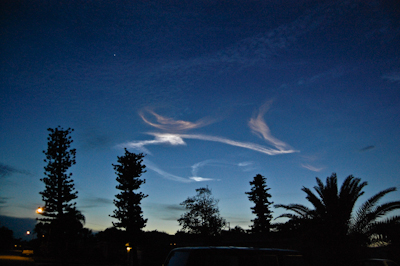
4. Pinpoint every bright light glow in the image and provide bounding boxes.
[189,176,214,182]
[36,207,44,214]
[26,231,30,235]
